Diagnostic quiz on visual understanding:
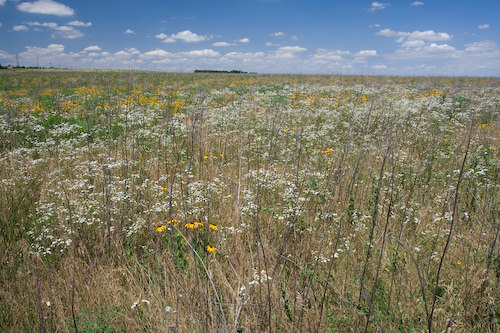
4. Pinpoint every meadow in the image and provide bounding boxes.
[1,69,499,332]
